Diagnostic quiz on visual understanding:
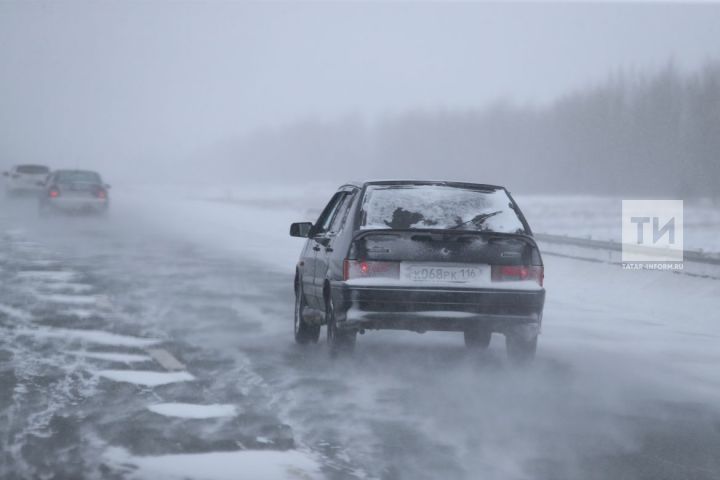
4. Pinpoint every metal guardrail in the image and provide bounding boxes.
[534,233,720,266]
[534,233,624,251]
[535,233,720,279]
